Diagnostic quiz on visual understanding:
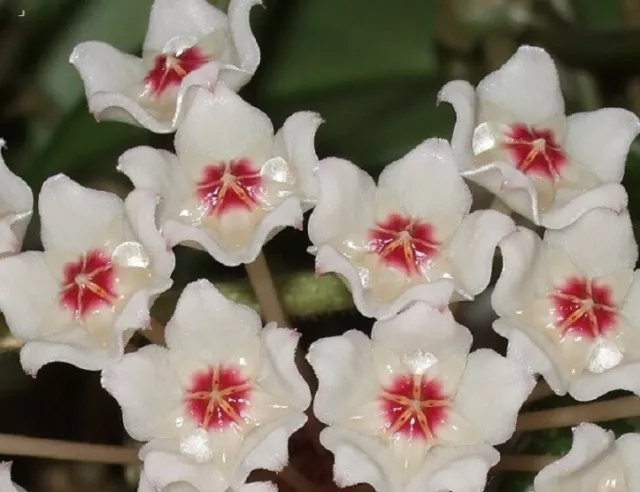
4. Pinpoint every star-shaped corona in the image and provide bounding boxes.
[504,124,567,180]
[380,374,449,440]
[550,277,617,339]
[195,159,263,217]
[185,365,252,430]
[368,215,439,277]
[145,47,208,97]
[59,250,119,319]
